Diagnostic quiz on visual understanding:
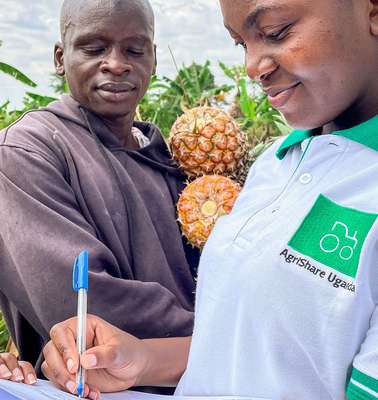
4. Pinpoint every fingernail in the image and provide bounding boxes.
[0,364,12,379]
[83,354,97,368]
[12,368,24,382]
[27,374,37,384]
[67,358,75,373]
[66,380,76,394]
[89,391,98,400]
